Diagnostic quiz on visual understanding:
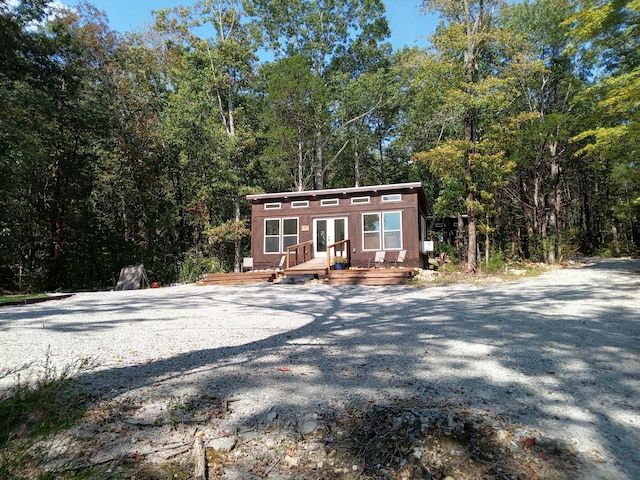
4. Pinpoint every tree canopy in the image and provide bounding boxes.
[0,0,637,291]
